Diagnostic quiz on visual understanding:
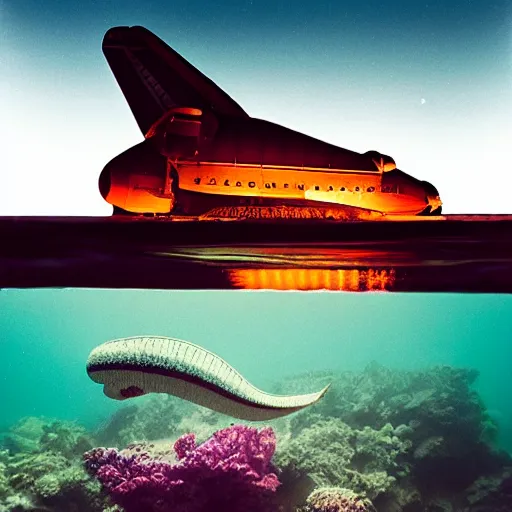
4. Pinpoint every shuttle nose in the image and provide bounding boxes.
[98,165,111,201]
